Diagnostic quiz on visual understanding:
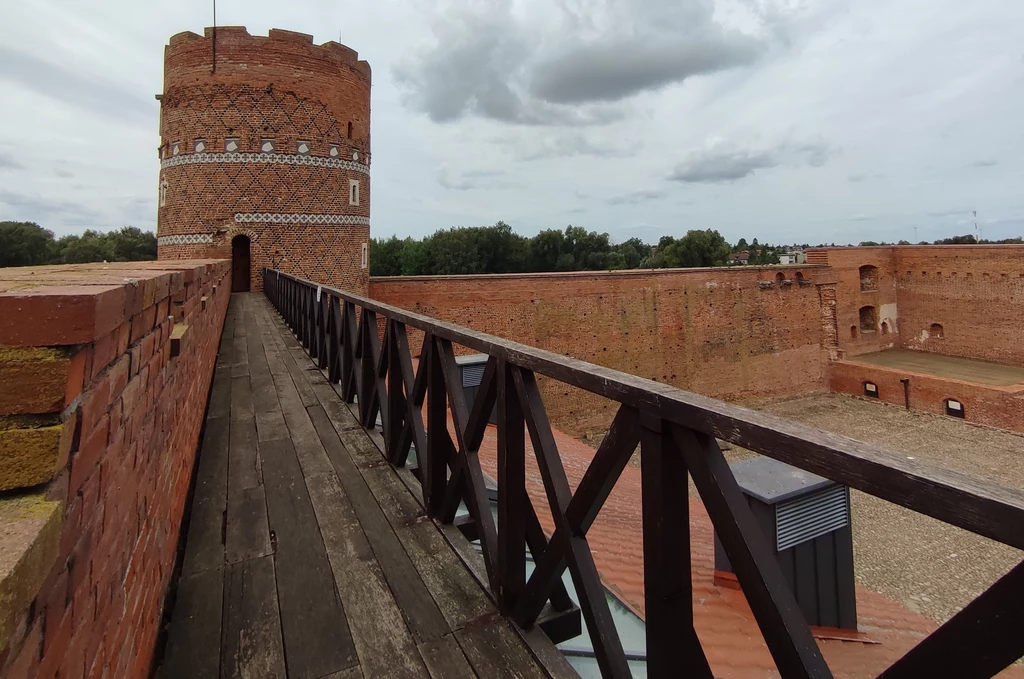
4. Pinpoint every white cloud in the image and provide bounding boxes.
[668,139,834,183]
